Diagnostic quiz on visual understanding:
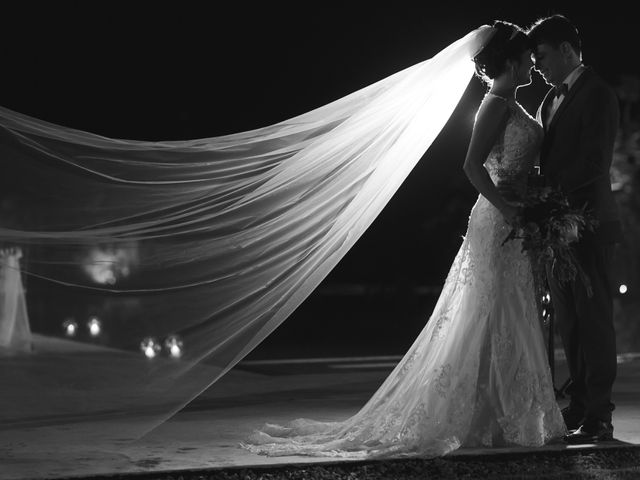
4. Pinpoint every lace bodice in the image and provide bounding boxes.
[484,93,542,186]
